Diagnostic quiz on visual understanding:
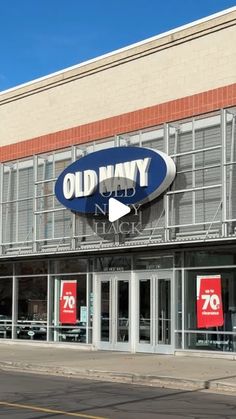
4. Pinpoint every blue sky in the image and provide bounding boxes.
[0,0,235,91]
